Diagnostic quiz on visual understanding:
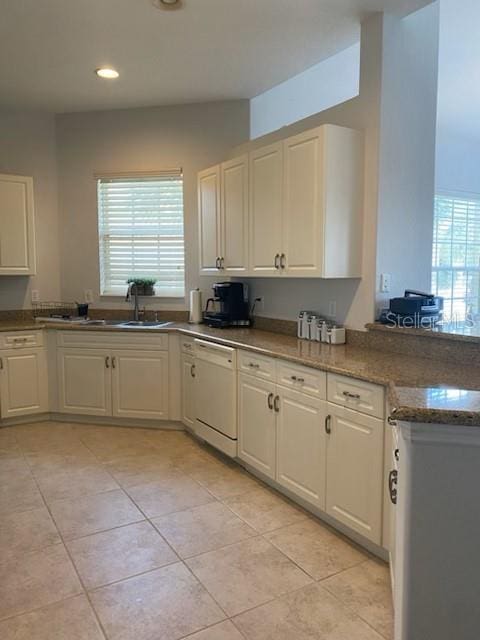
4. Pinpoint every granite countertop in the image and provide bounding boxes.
[1,319,479,427]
